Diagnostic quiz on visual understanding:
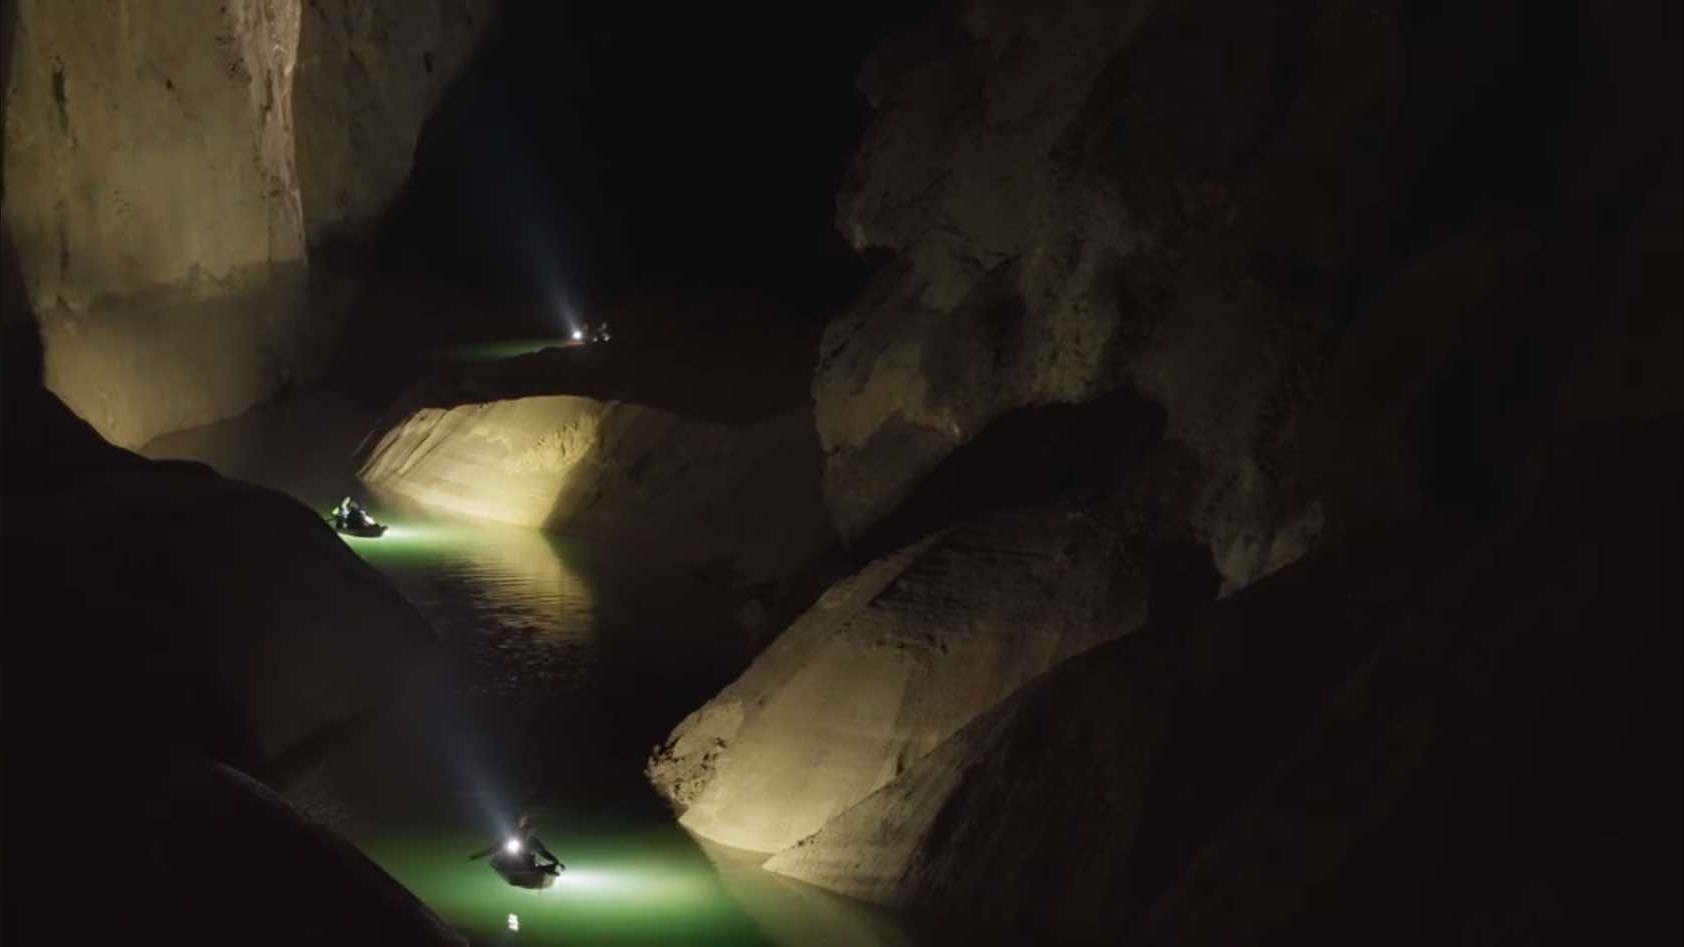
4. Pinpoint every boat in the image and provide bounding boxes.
[334,520,388,538]
[491,856,562,890]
